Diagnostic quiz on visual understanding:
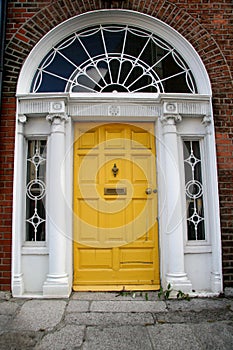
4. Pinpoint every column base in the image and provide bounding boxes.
[12,274,24,297]
[210,272,222,293]
[43,274,71,298]
[165,272,192,294]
